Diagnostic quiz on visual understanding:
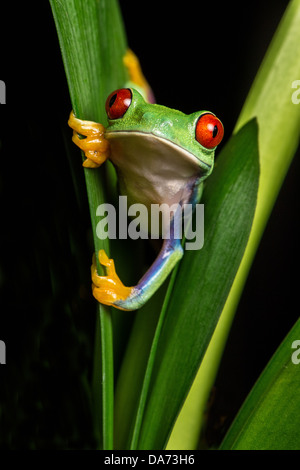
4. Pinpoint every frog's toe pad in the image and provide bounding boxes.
[91,250,133,307]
